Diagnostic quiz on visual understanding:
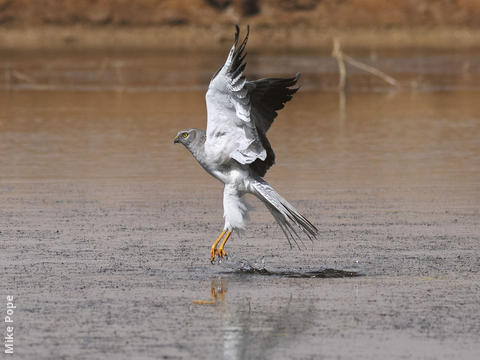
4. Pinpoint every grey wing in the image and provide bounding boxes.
[204,25,300,175]
[205,25,266,166]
